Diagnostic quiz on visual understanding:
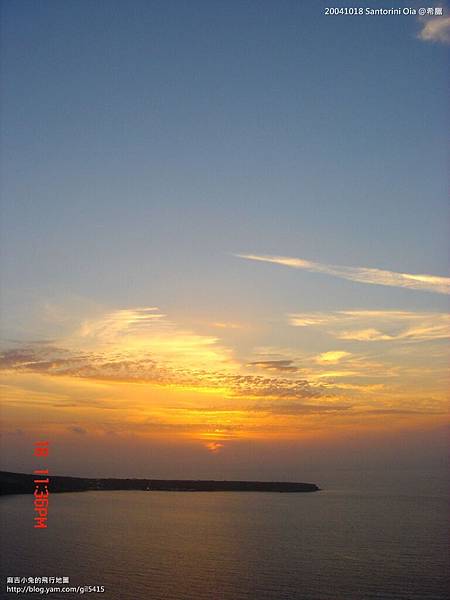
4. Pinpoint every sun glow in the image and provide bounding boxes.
[1,304,448,451]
